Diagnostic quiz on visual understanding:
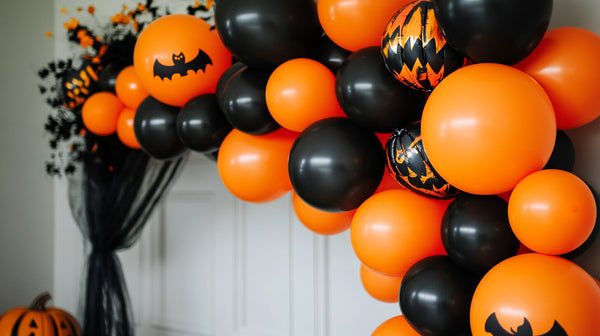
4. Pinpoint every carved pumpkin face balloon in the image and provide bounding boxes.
[134,14,232,107]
